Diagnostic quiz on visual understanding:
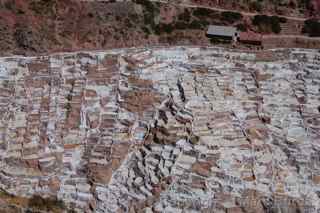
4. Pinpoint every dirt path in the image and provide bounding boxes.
[263,34,320,40]
[149,0,308,21]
